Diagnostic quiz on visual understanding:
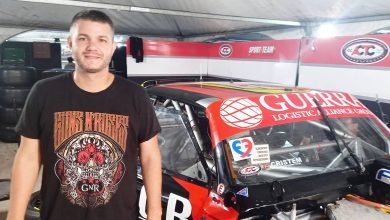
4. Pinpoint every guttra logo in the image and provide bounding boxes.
[220,97,263,128]
[341,38,389,64]
[219,44,233,57]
